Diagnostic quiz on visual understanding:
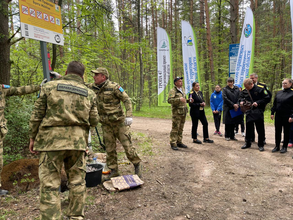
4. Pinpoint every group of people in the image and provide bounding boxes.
[168,73,293,156]
[1,61,142,220]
